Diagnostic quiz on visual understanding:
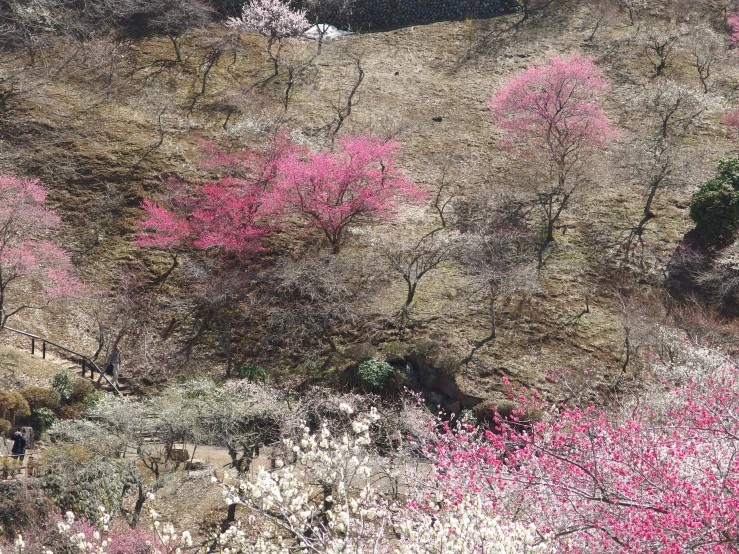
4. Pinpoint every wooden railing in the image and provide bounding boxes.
[1,326,123,397]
